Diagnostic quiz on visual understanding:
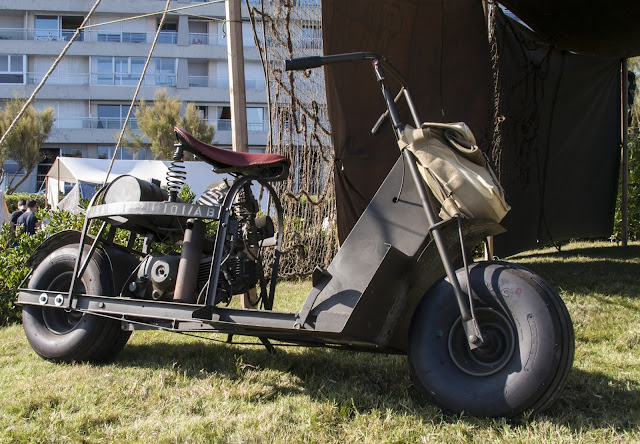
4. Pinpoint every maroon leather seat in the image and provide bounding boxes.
[174,127,290,181]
